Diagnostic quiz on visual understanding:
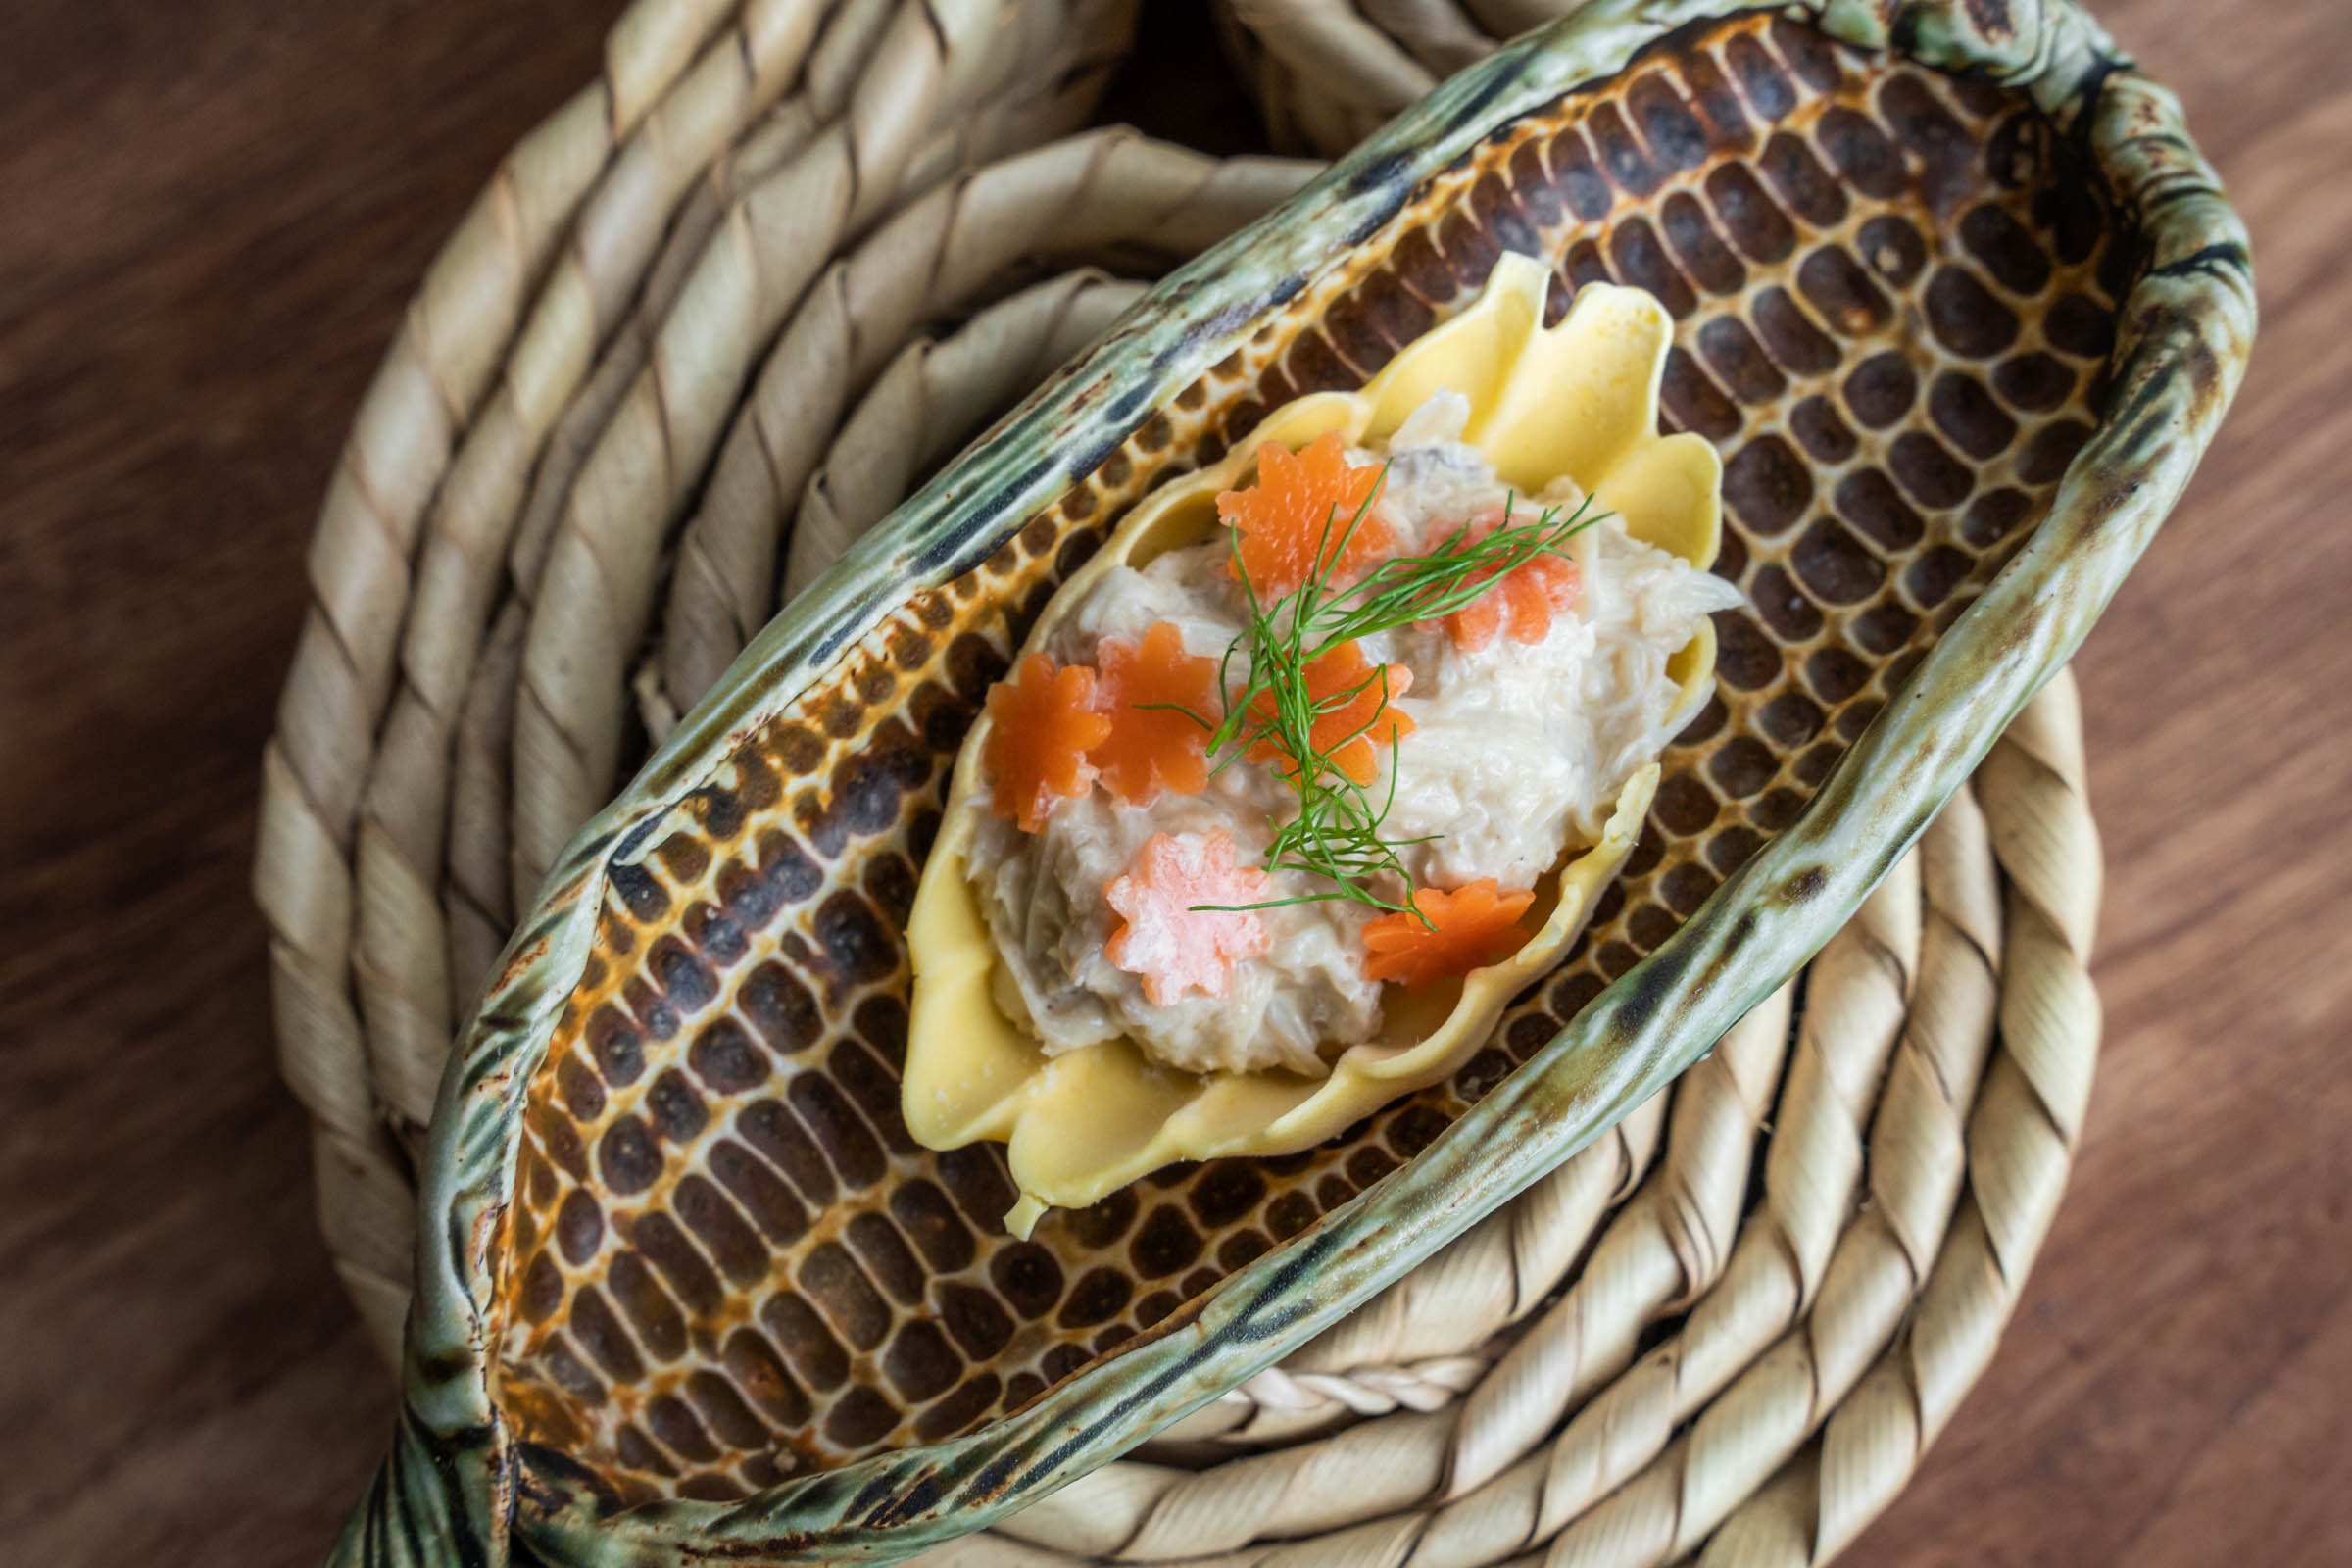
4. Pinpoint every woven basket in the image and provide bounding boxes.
[1215,0,1586,156]
[258,2,2250,1563]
